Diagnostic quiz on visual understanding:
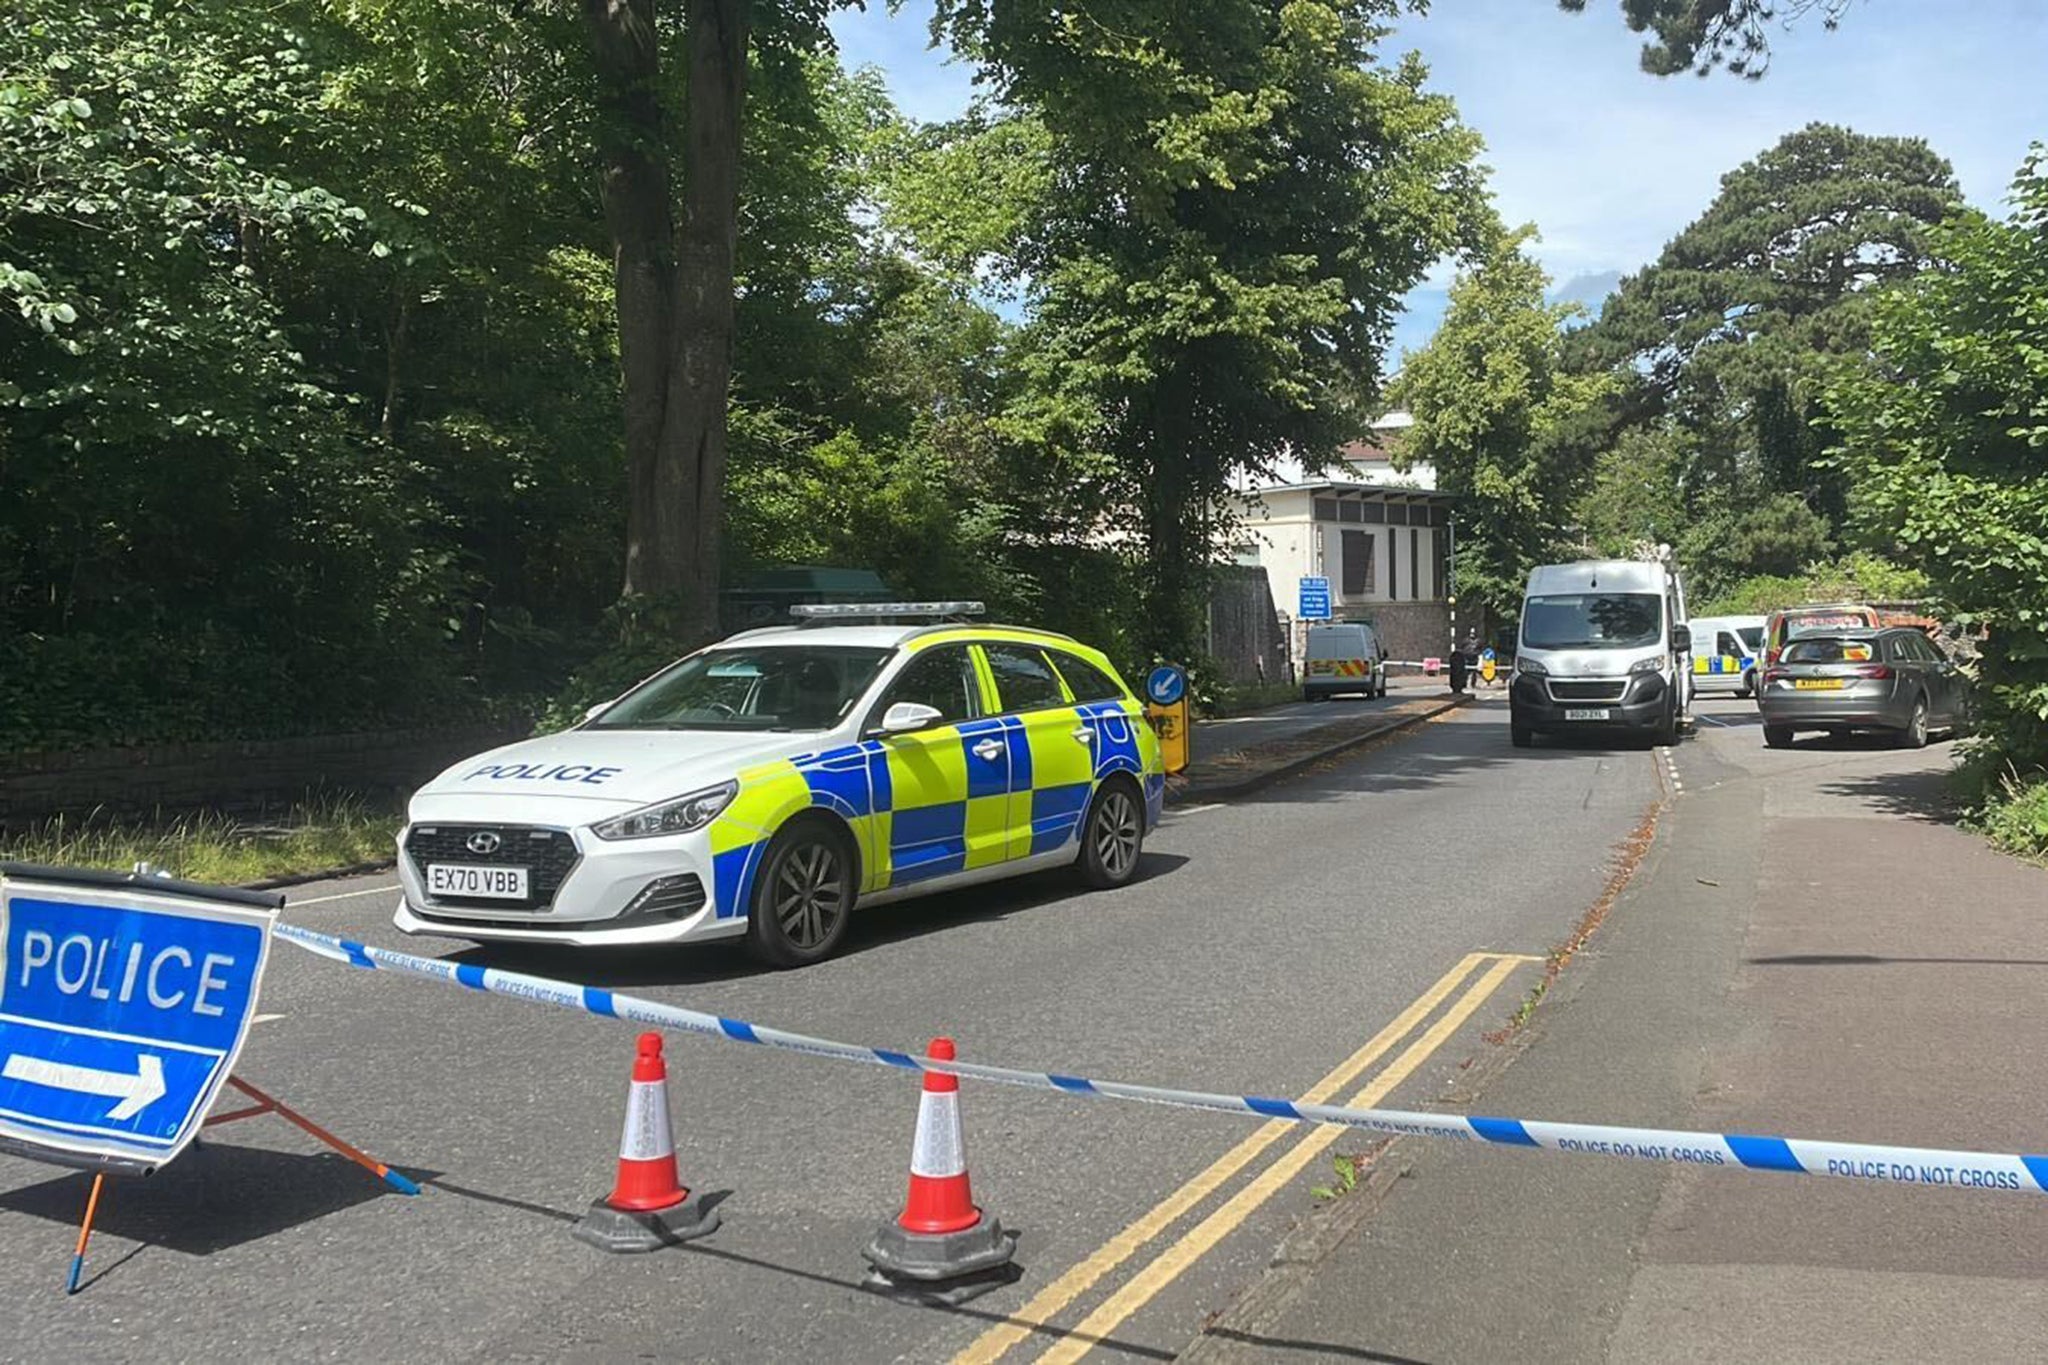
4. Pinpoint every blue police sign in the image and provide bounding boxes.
[1298,576,1332,620]
[0,866,278,1171]
[1144,665,1187,707]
